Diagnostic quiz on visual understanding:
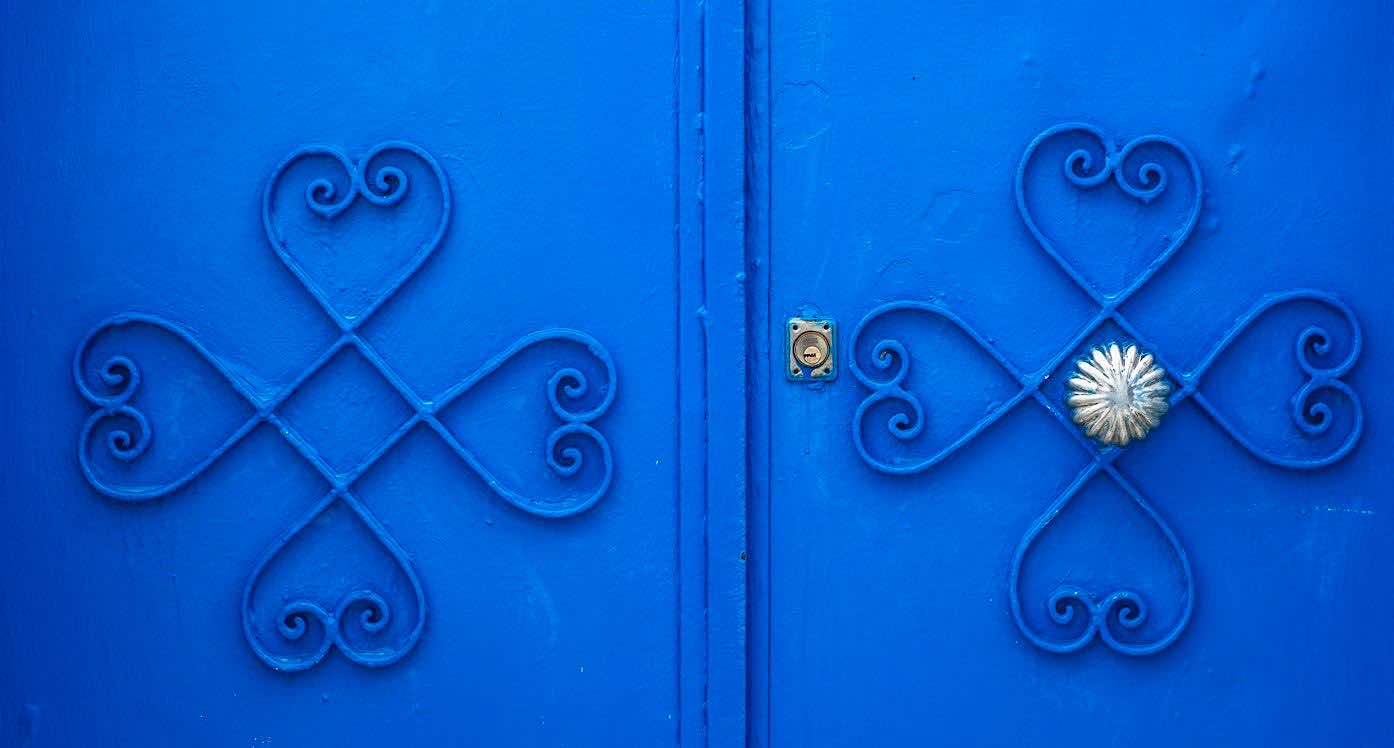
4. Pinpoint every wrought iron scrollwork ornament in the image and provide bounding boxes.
[74,142,617,671]
[849,123,1363,656]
